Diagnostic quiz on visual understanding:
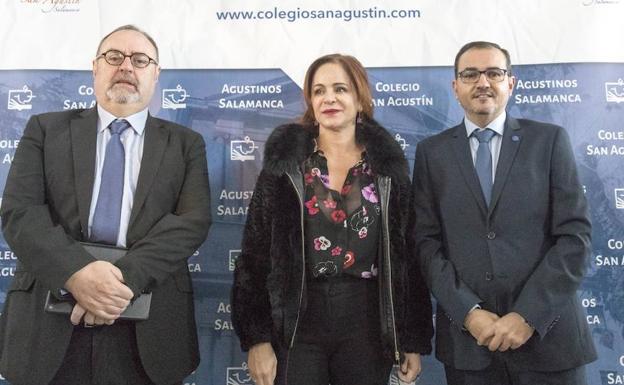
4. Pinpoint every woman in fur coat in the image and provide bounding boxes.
[232,54,433,385]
